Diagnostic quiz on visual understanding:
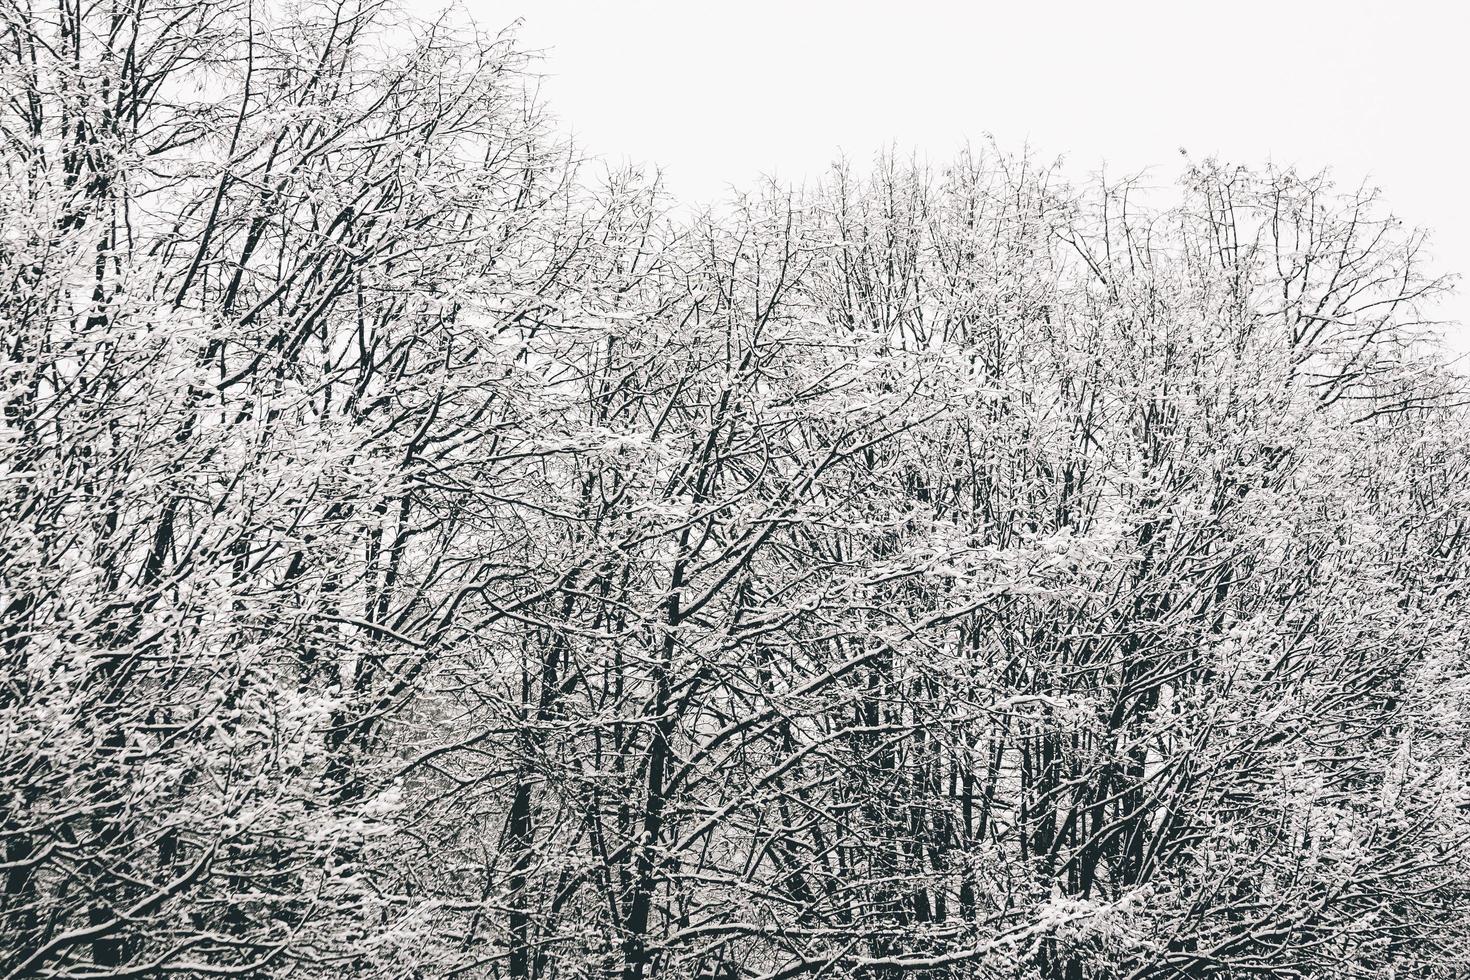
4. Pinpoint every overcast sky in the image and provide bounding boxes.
[469,0,1468,346]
